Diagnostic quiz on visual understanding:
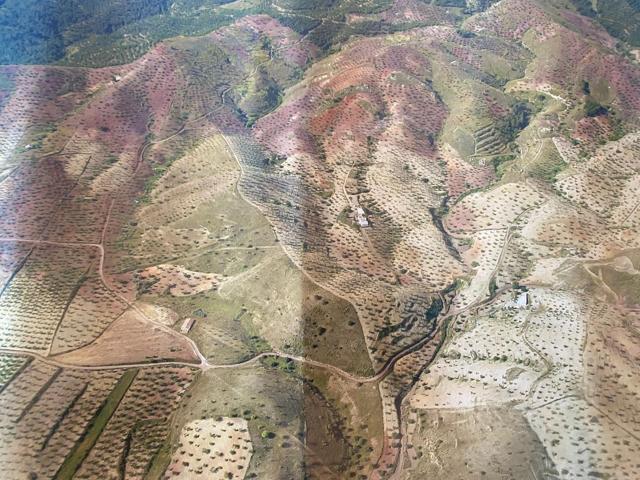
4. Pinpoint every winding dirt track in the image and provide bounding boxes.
[0,204,506,383]
[0,286,505,385]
